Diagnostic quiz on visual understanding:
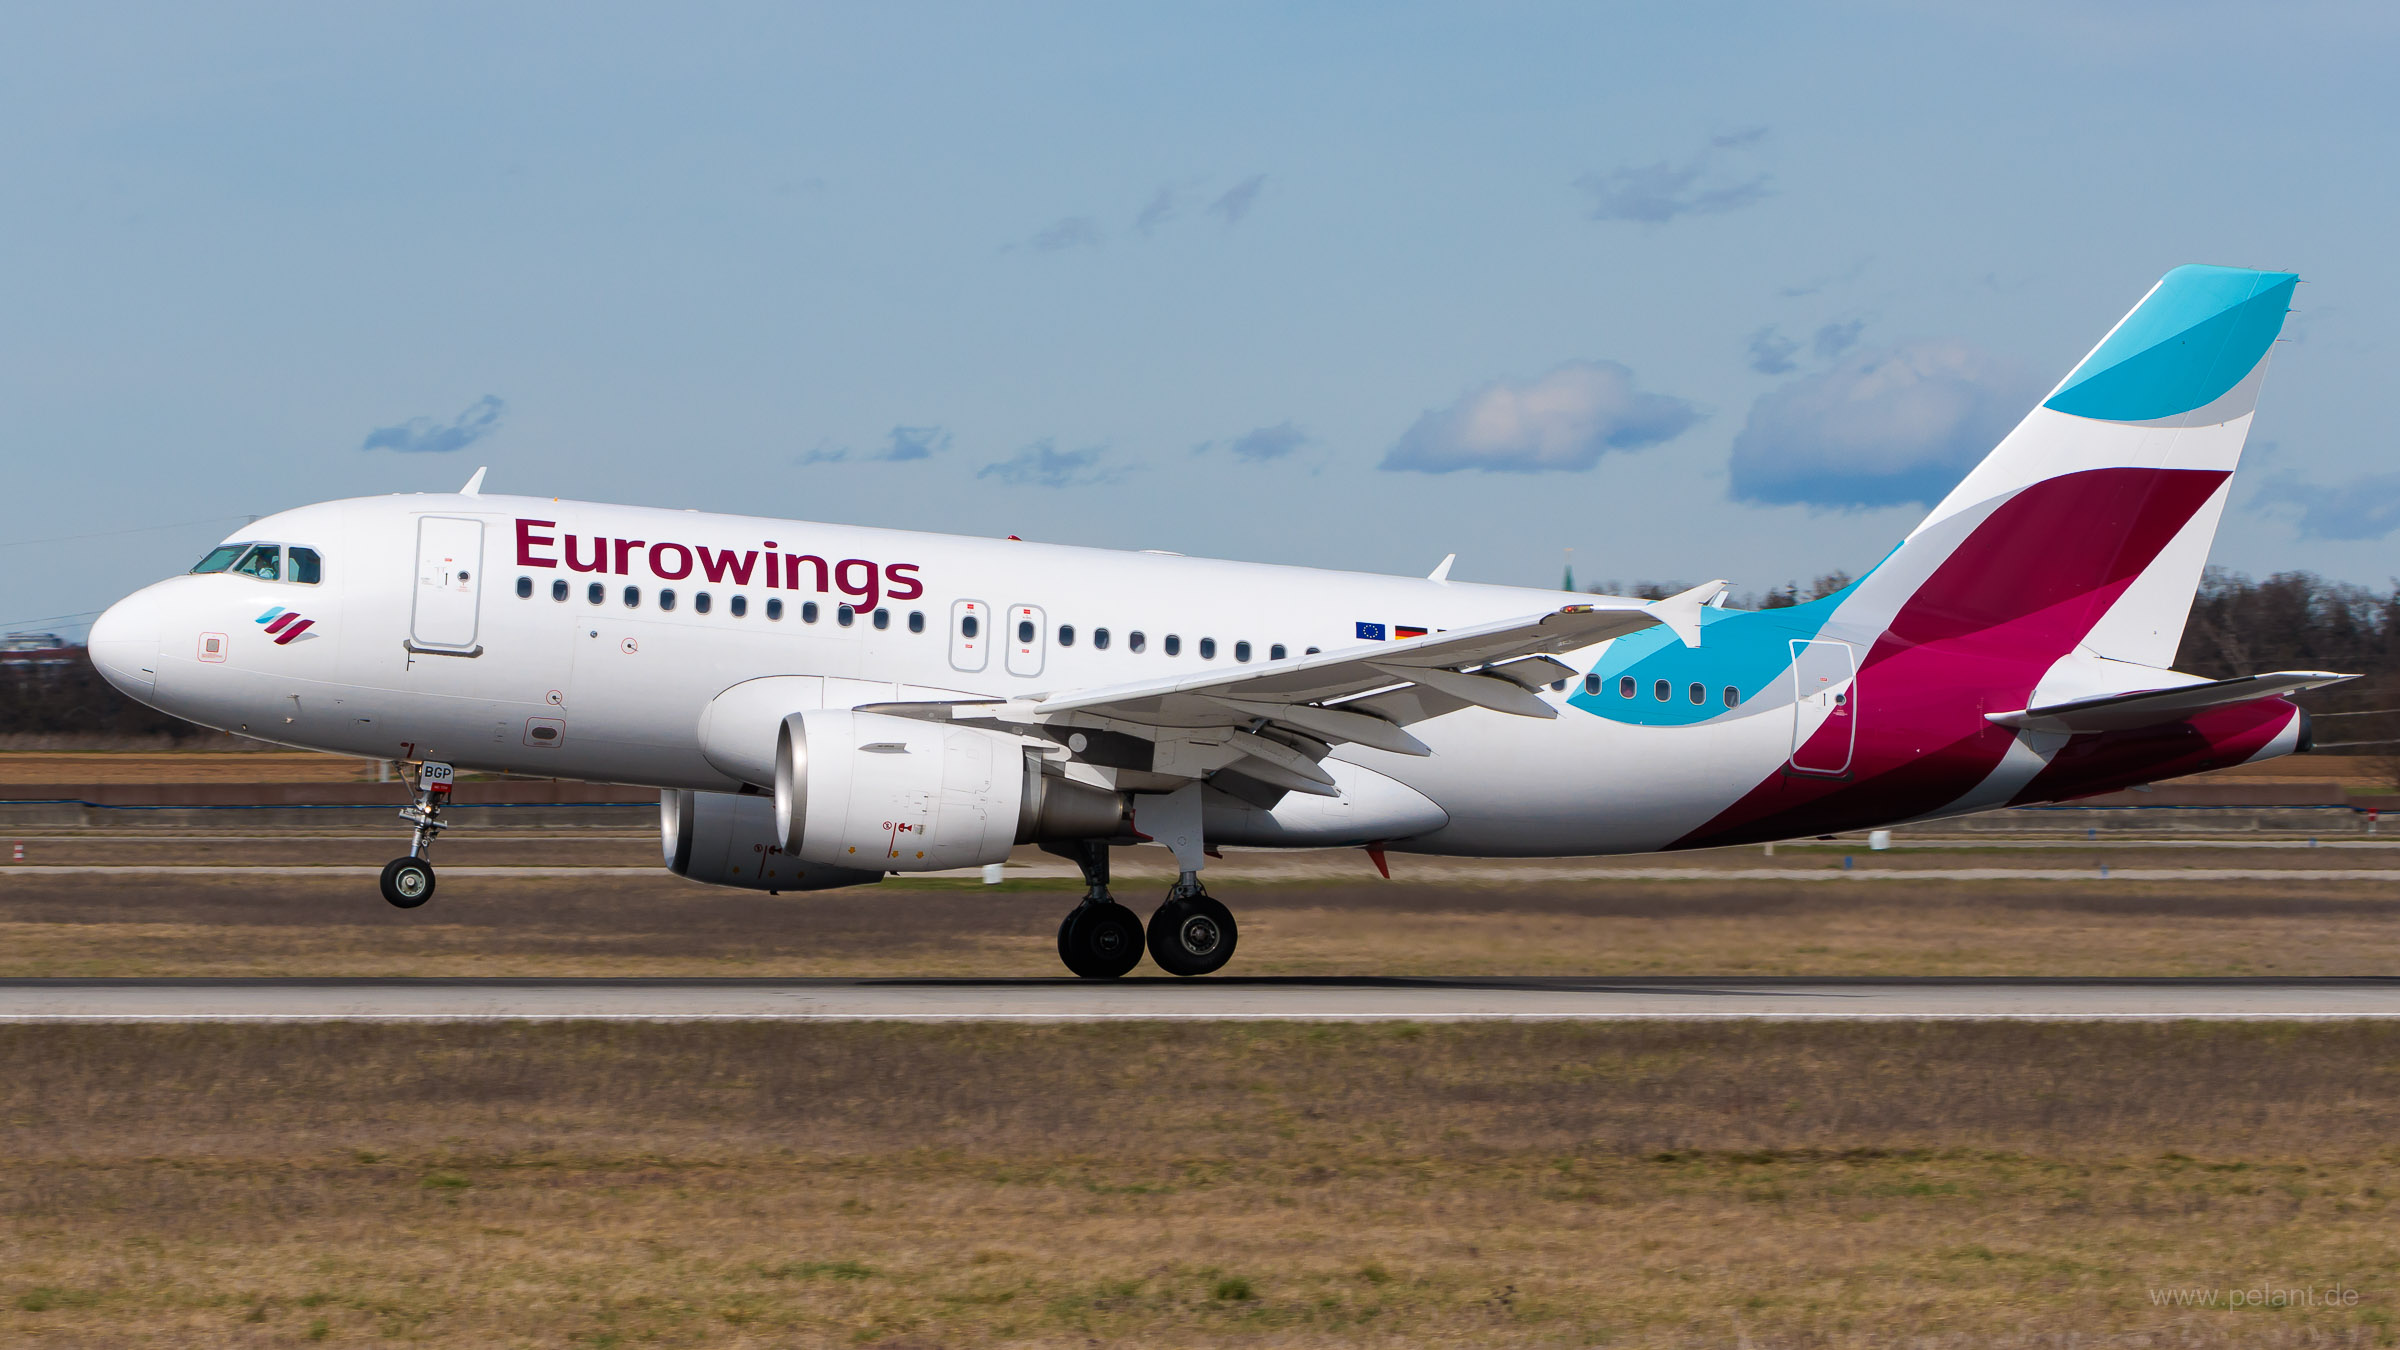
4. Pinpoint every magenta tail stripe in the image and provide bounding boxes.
[264,612,298,634]
[273,619,313,644]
